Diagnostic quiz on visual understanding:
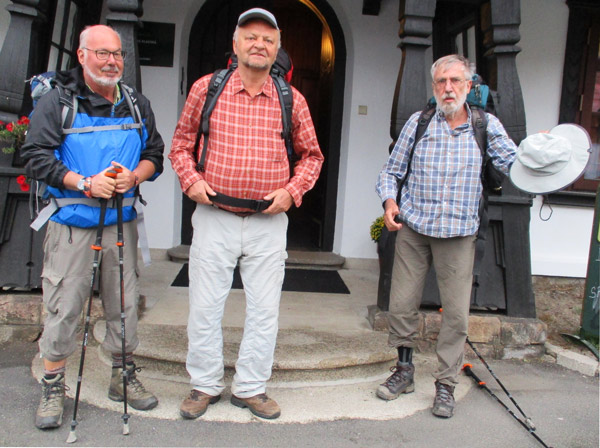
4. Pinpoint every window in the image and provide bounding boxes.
[556,2,600,205]
[45,0,103,72]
